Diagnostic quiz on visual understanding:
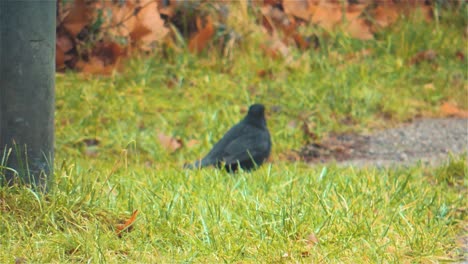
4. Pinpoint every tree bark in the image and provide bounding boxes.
[0,1,56,192]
